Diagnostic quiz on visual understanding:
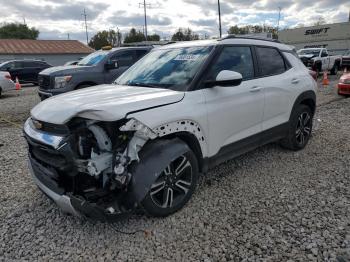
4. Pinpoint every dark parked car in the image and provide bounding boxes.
[0,60,51,84]
[37,46,152,100]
